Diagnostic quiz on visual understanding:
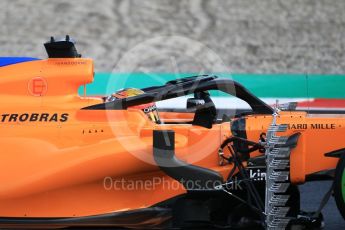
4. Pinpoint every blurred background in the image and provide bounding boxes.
[1,0,345,73]
[1,1,345,229]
